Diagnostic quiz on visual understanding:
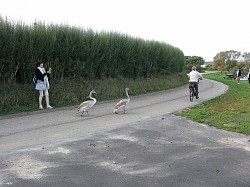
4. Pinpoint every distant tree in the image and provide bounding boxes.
[213,50,243,71]
[185,56,205,72]
[237,53,250,74]
[242,52,250,63]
